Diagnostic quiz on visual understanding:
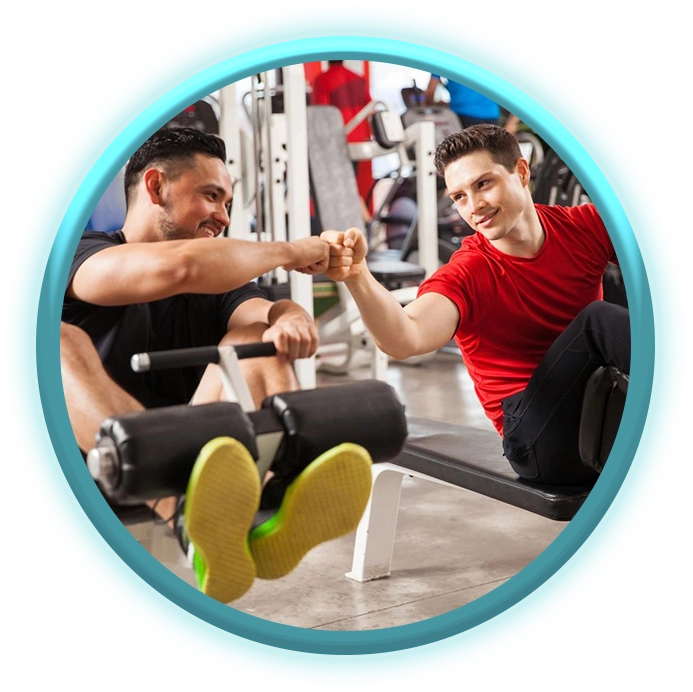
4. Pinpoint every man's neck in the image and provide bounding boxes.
[120,210,157,243]
[489,203,545,258]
